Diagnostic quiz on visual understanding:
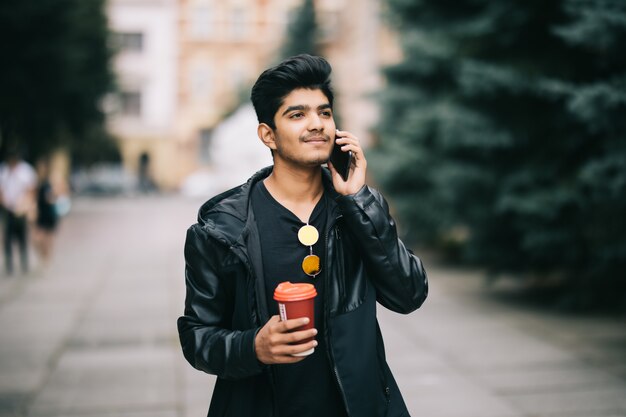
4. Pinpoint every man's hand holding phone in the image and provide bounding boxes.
[328,129,367,196]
